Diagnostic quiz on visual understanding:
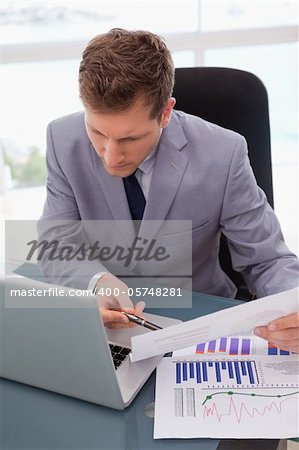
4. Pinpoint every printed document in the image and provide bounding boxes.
[154,353,299,439]
[130,287,298,362]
